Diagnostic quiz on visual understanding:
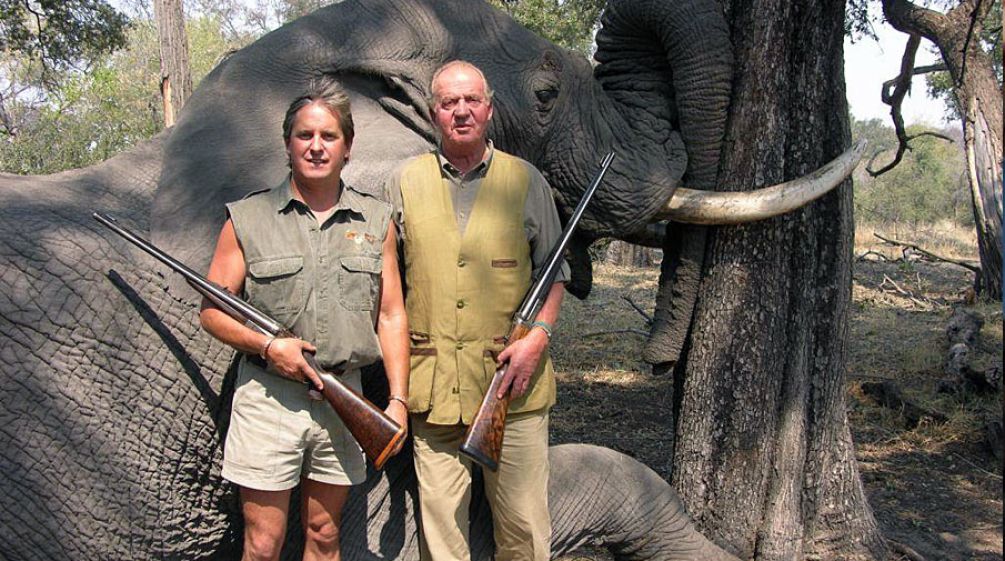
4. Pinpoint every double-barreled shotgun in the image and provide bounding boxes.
[460,151,616,471]
[92,212,405,470]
